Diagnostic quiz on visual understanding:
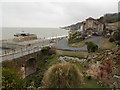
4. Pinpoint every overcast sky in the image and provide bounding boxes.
[1,0,119,28]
